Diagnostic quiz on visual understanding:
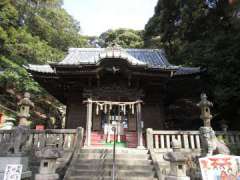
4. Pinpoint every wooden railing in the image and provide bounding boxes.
[0,129,77,150]
[146,128,240,152]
